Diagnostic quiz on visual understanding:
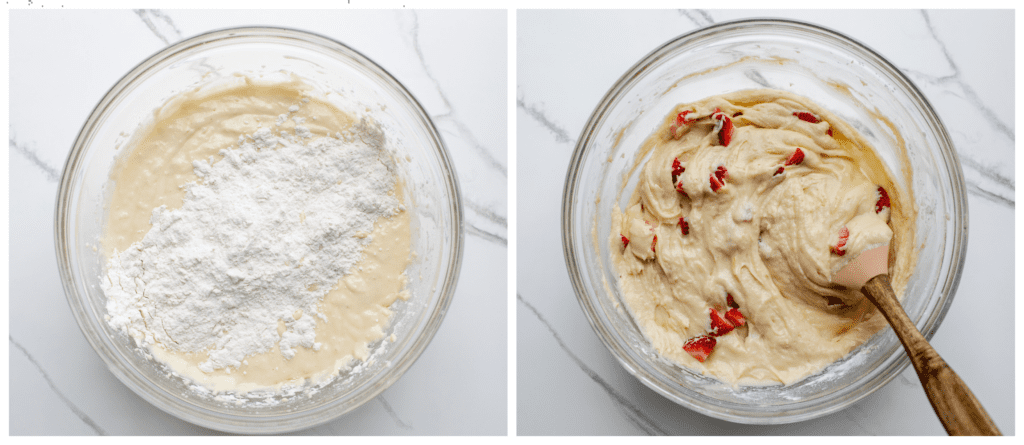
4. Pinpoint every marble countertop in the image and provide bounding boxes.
[6,7,1015,438]
[9,9,507,435]
[517,9,1014,435]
